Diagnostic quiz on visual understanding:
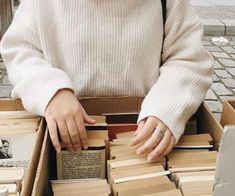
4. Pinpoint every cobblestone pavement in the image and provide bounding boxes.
[203,35,235,121]
[0,36,235,121]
